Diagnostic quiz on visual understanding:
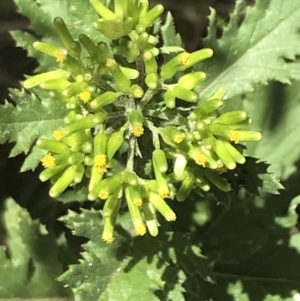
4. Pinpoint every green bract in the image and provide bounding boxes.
[23,0,262,243]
